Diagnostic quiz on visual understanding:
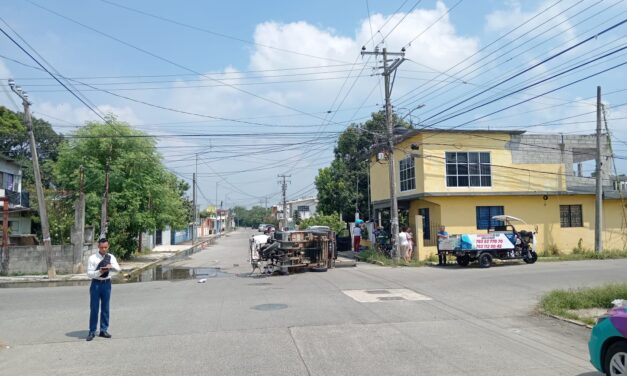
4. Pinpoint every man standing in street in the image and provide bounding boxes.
[86,238,121,341]
[437,225,449,266]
